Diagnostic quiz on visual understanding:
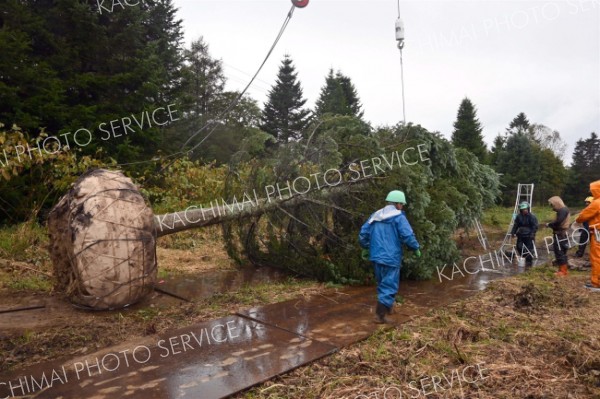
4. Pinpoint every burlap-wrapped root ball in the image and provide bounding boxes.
[48,169,157,310]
